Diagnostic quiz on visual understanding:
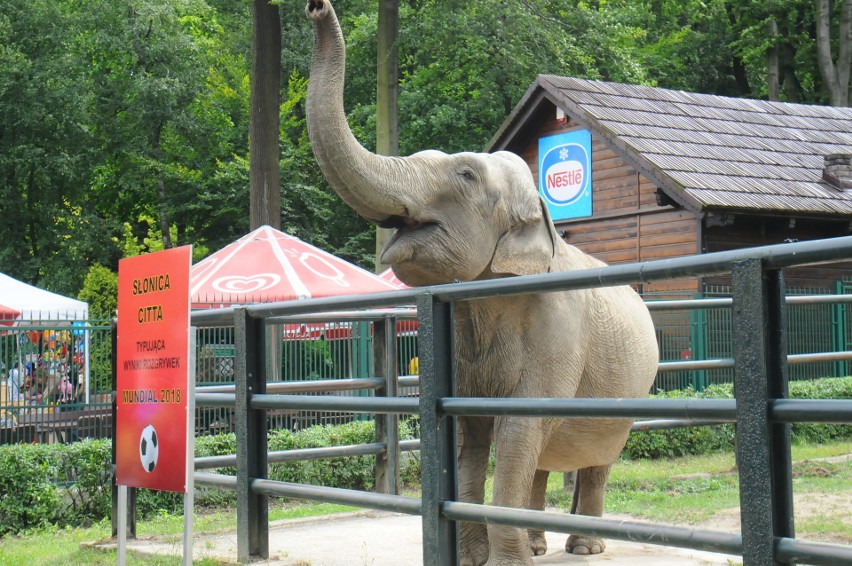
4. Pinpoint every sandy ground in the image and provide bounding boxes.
[95,453,851,565]
[102,509,743,565]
